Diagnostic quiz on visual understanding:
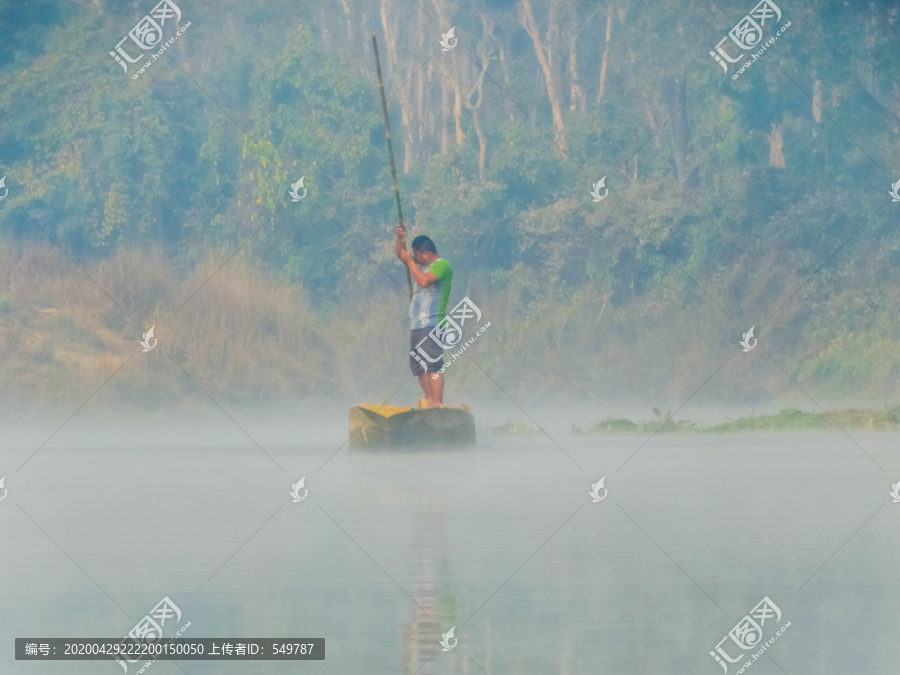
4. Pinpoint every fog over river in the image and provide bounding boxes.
[2,406,898,674]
